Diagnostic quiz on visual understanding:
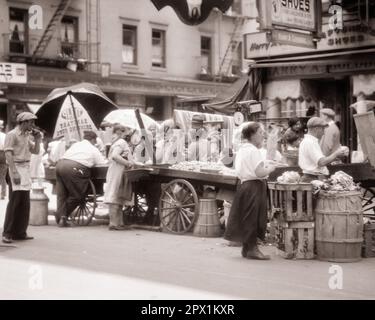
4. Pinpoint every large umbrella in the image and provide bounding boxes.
[36,82,118,139]
[103,109,160,130]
